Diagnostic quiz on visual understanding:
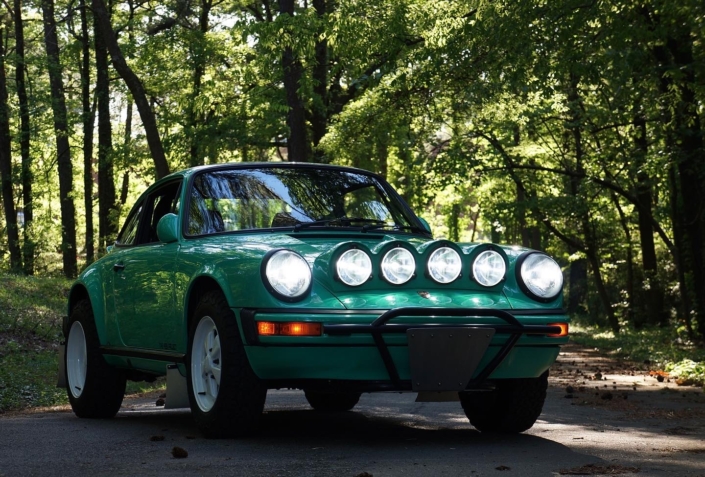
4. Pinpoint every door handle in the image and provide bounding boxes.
[113,262,125,272]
